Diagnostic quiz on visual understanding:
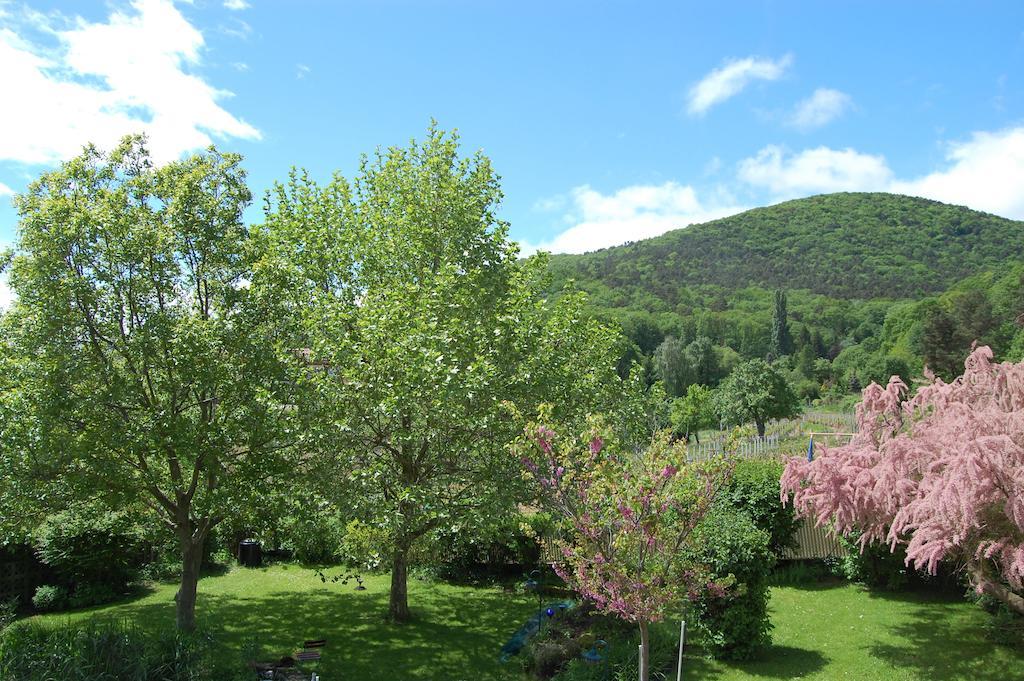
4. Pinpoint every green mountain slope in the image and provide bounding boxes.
[547,192,1024,302]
